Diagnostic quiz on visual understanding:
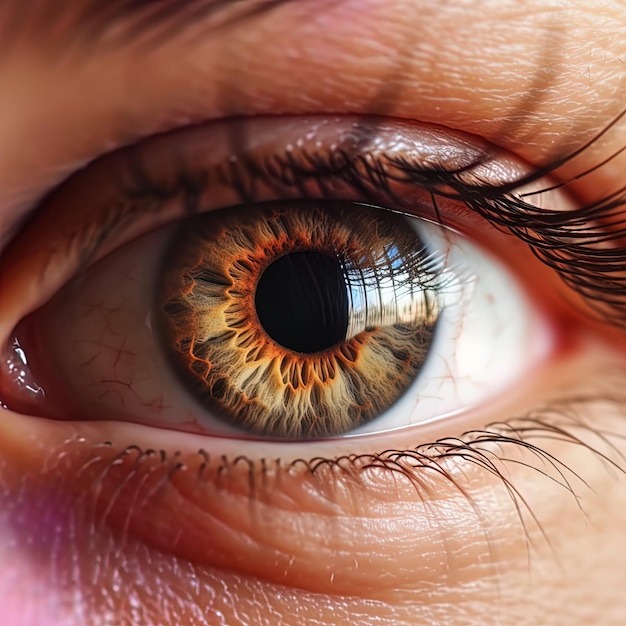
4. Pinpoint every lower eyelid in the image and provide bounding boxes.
[0,408,528,599]
[0,344,624,623]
